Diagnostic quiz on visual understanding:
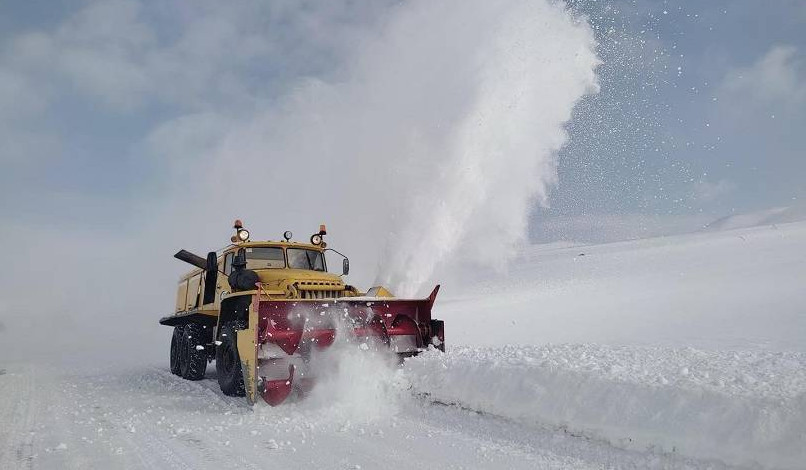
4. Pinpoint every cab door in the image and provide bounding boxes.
[215,251,235,309]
